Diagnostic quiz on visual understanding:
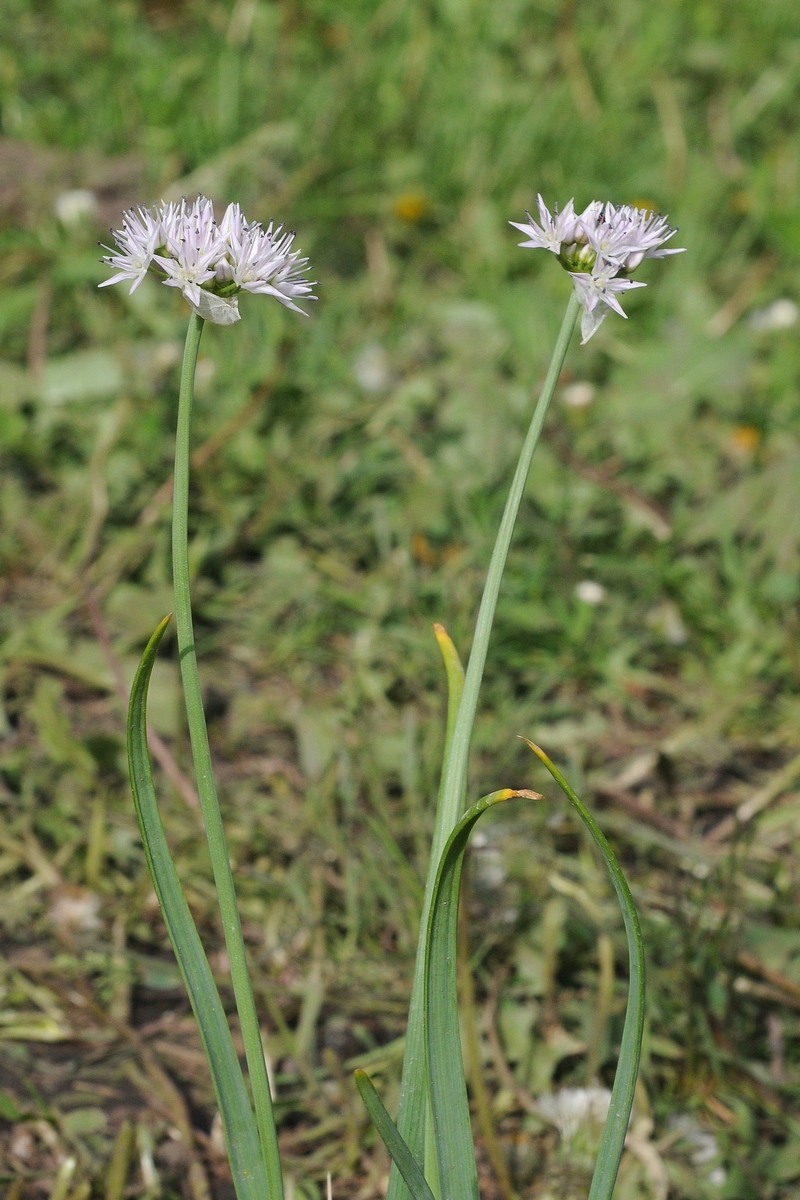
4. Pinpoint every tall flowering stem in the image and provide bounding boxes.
[173,314,283,1200]
[387,194,680,1198]
[107,196,314,1200]
[388,289,581,1200]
